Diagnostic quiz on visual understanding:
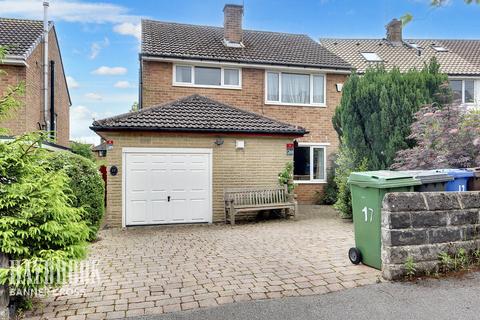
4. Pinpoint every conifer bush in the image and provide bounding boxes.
[332,59,447,218]
[0,133,89,293]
